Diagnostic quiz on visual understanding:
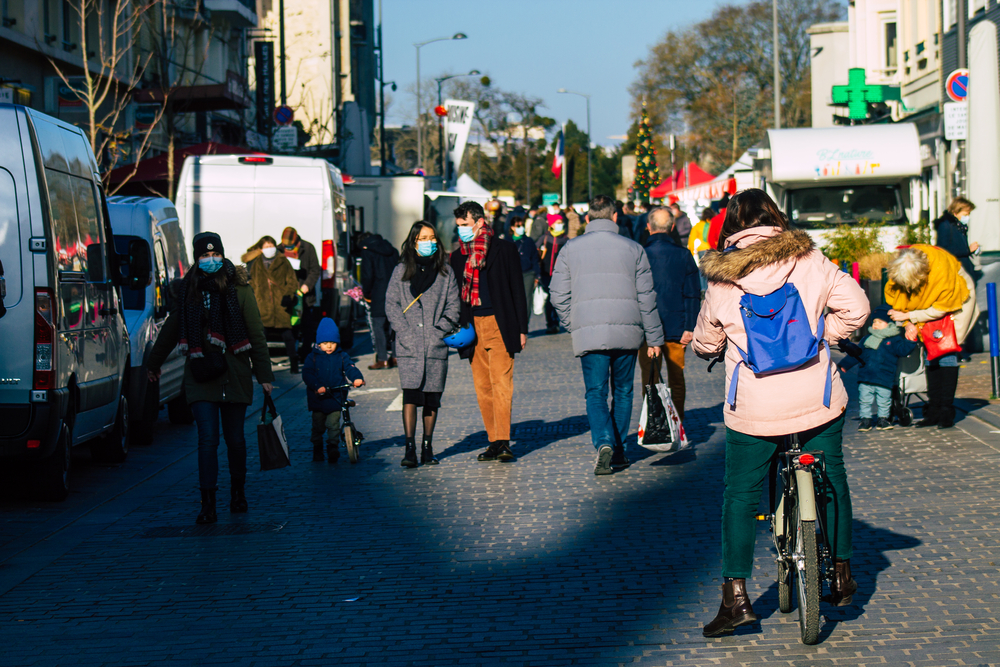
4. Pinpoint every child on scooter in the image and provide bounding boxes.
[302,318,364,461]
